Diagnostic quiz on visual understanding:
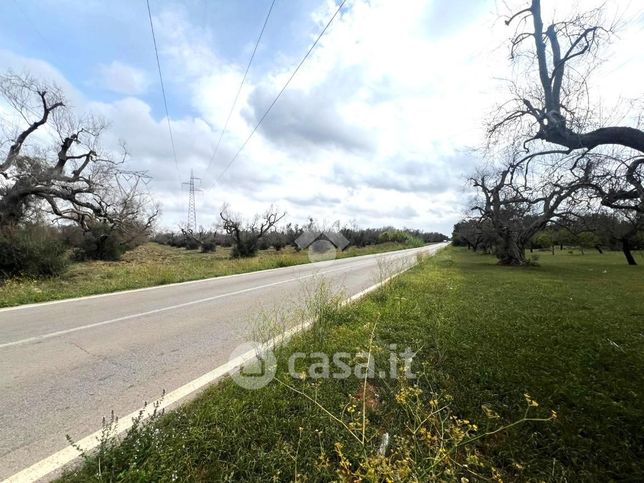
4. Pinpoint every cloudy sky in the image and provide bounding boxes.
[1,0,642,234]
